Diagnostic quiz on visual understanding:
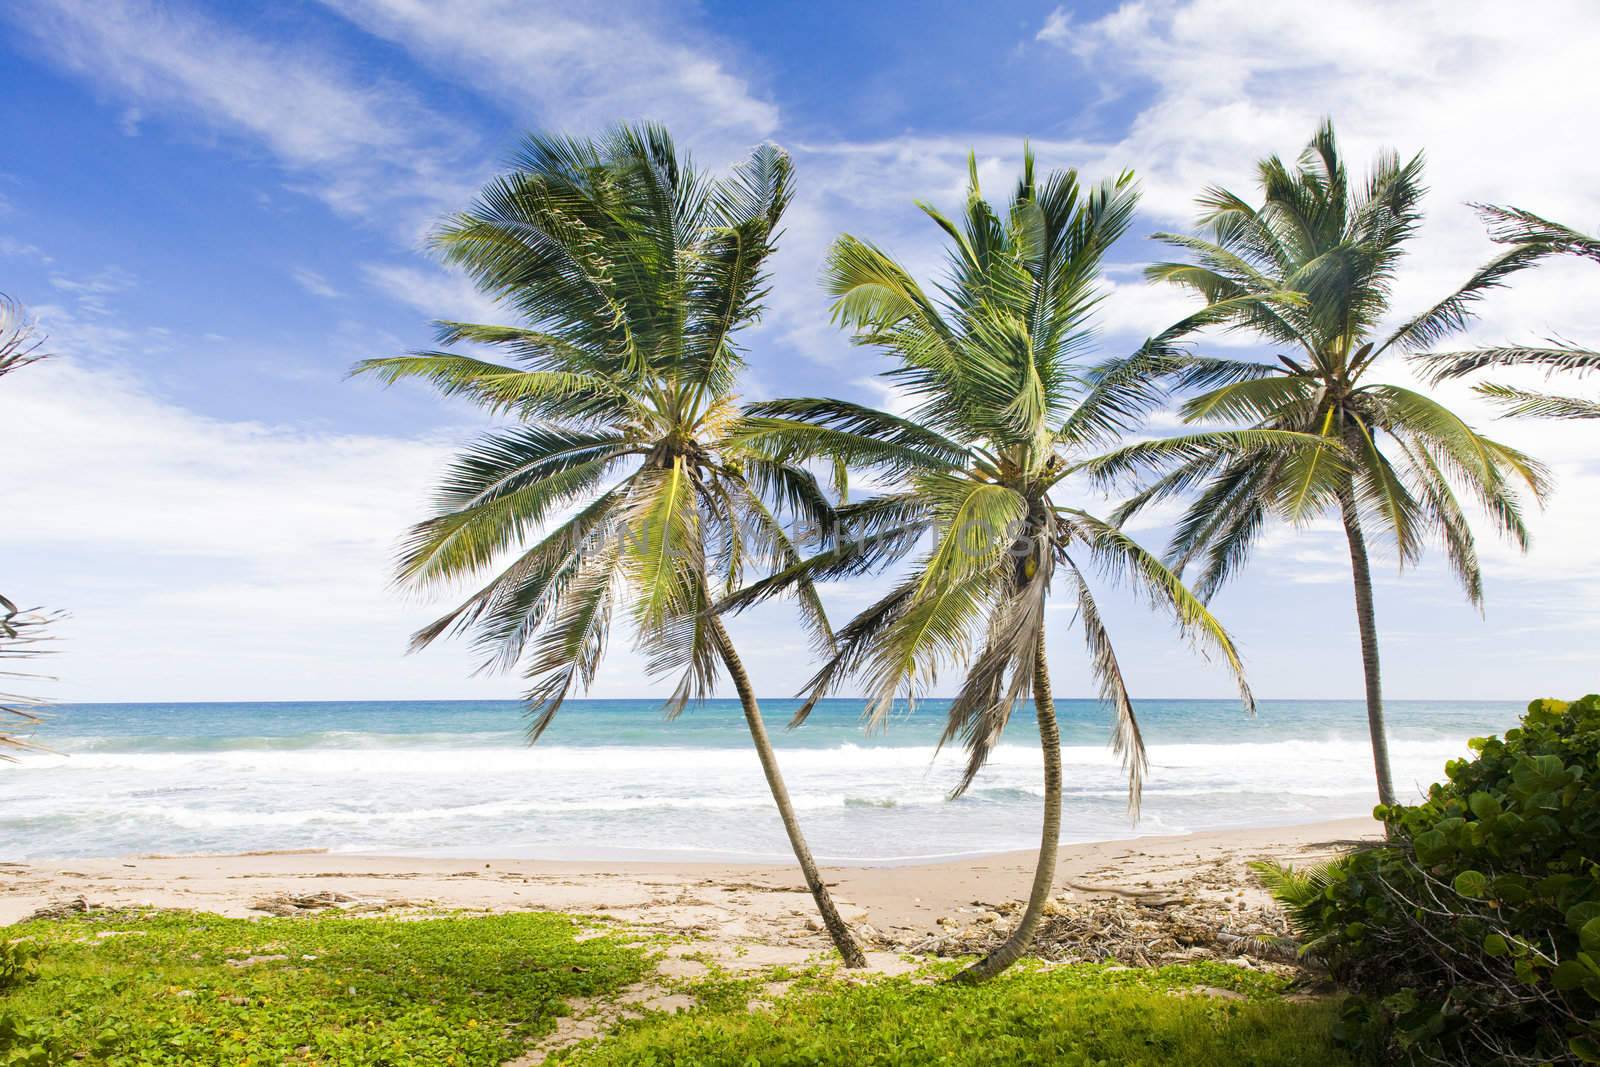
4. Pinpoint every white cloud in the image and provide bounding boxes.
[0,236,47,262]
[7,0,478,222]
[1038,0,1600,335]
[1035,8,1074,47]
[0,358,498,700]
[47,266,136,317]
[291,267,342,300]
[361,262,503,325]
[322,0,779,163]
